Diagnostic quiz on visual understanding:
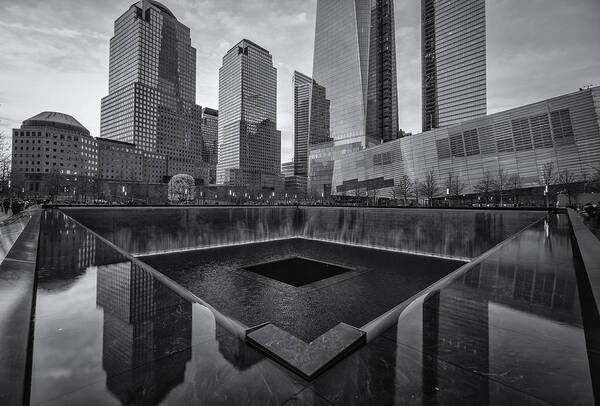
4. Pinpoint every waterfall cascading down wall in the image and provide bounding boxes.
[61,207,545,260]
